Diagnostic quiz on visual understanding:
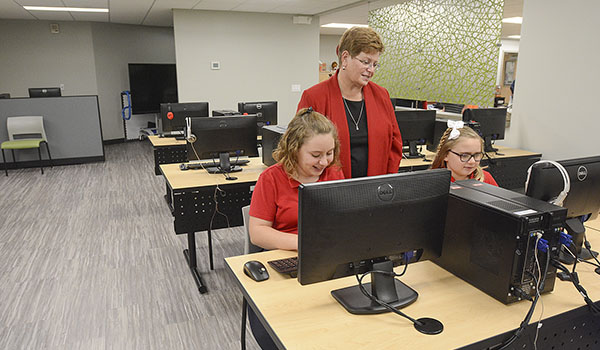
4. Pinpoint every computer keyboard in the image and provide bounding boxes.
[267,256,298,278]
